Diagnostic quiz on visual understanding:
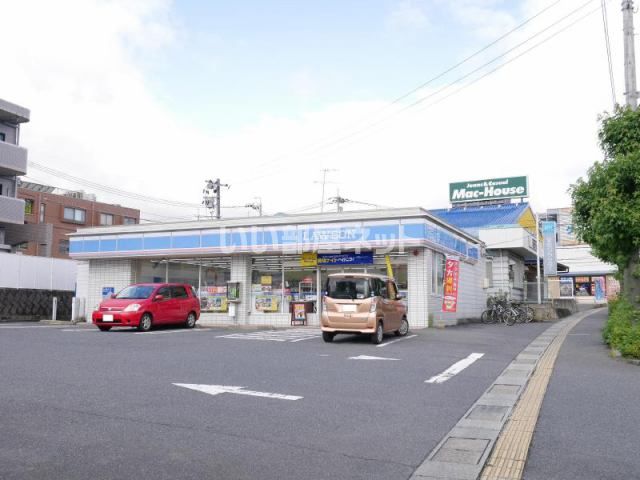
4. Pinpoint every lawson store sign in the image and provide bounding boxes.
[69,221,480,260]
